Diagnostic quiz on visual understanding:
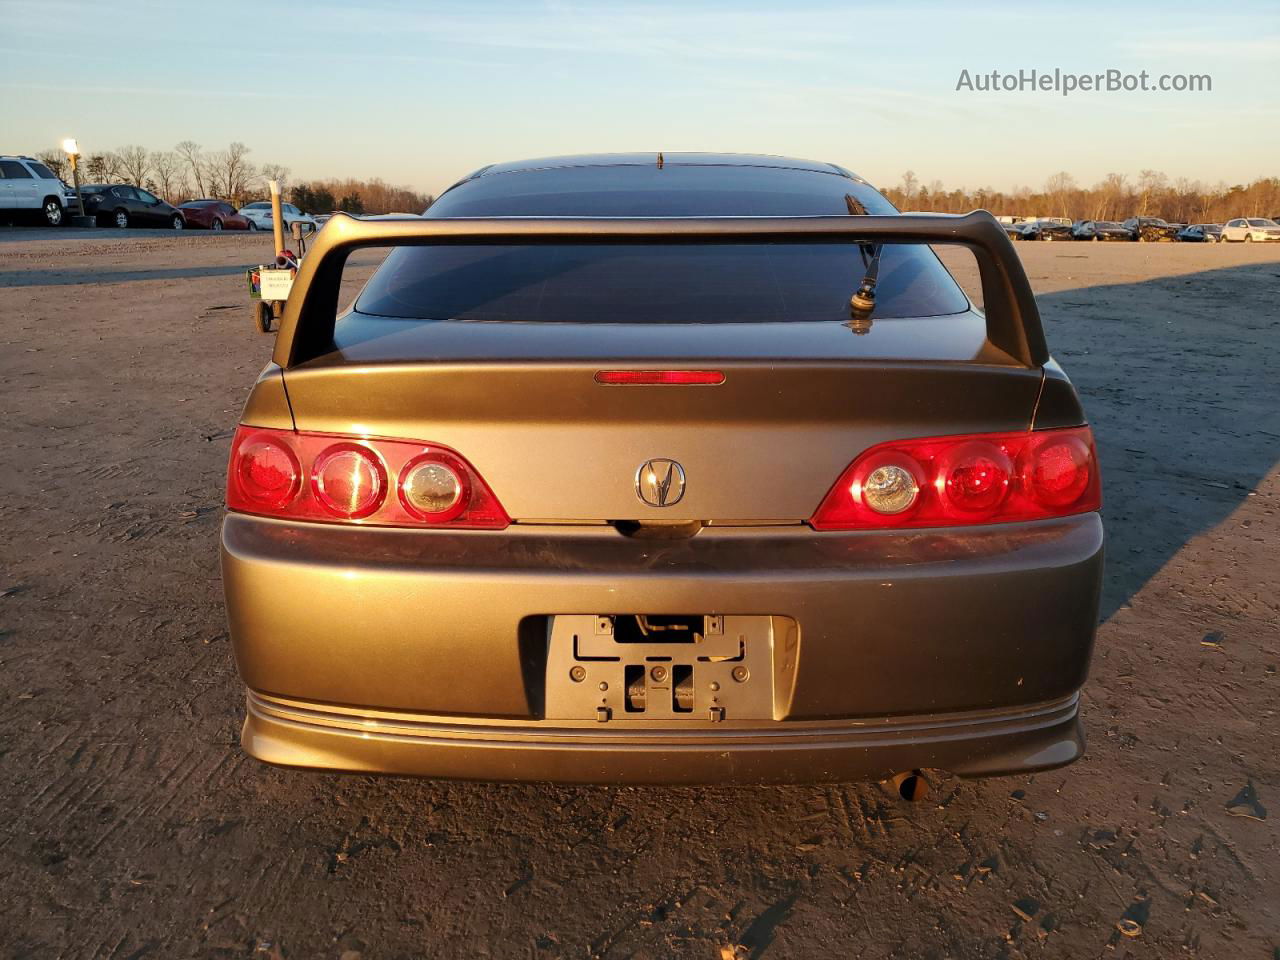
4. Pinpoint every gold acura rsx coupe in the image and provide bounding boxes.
[220,154,1103,784]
